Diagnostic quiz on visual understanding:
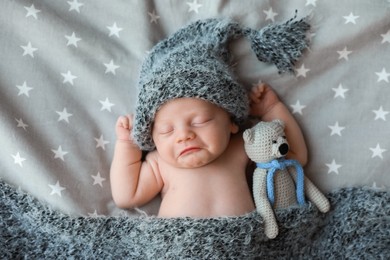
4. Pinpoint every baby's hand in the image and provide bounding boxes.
[115,115,134,141]
[249,83,280,118]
